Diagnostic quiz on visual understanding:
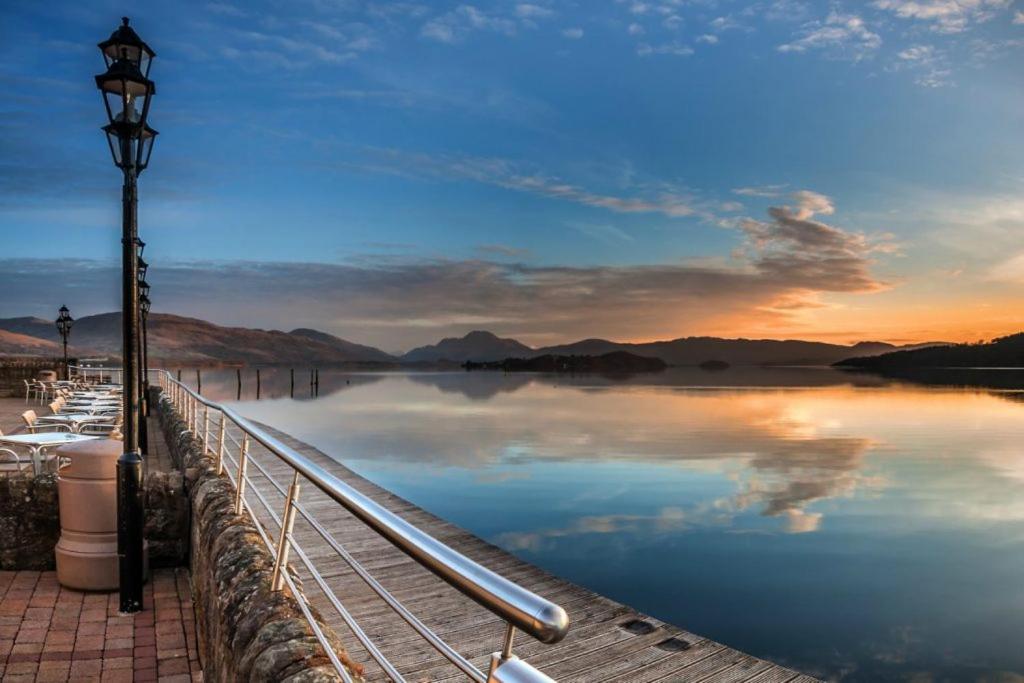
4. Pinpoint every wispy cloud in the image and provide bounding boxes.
[561,27,584,39]
[733,184,788,198]
[894,44,953,87]
[336,147,722,219]
[636,41,694,56]
[421,5,519,43]
[778,11,881,59]
[873,0,1012,34]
